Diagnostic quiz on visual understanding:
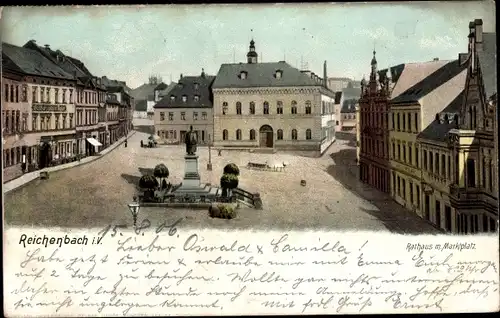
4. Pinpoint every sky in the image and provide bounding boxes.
[1,2,496,89]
